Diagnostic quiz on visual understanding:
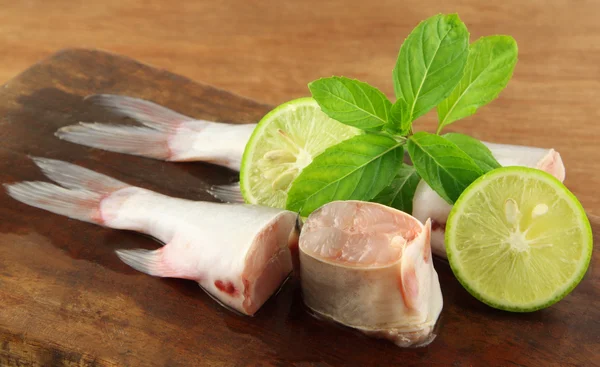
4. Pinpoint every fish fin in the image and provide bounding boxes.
[5,158,133,225]
[5,181,104,224]
[207,182,244,203]
[85,94,192,131]
[116,248,169,276]
[31,156,128,193]
[56,123,173,160]
[115,248,195,279]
